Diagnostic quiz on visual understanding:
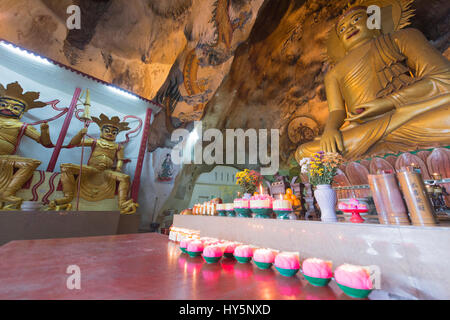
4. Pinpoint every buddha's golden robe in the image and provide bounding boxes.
[296,28,450,161]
